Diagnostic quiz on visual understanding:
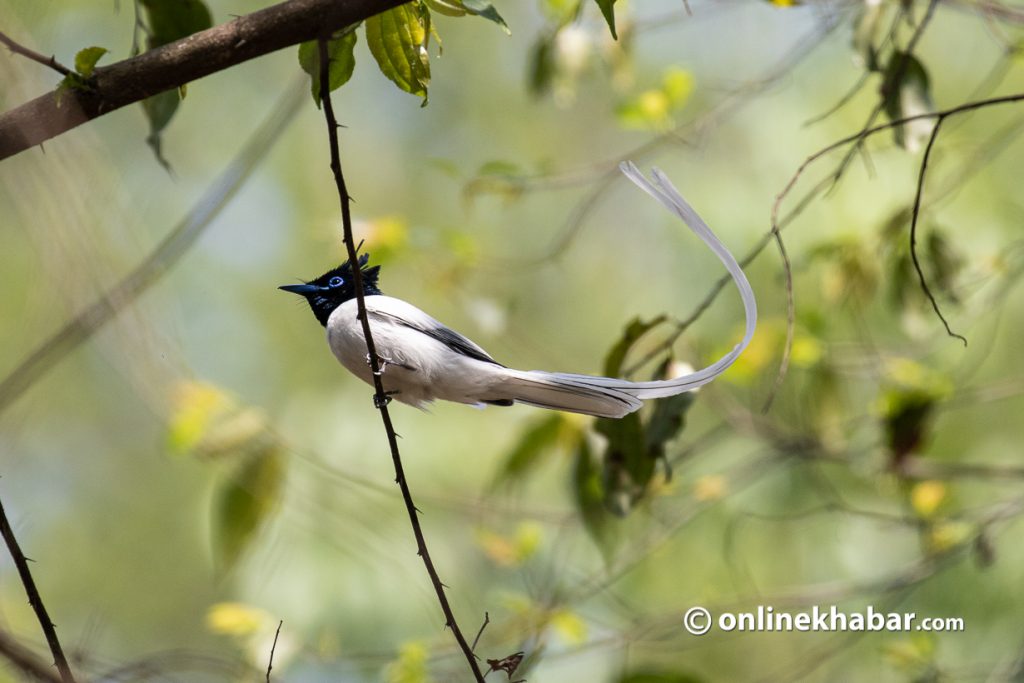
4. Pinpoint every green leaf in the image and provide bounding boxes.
[462,0,511,33]
[298,29,359,106]
[74,46,108,77]
[644,361,696,458]
[618,672,706,683]
[602,315,667,377]
[463,160,528,203]
[593,0,618,39]
[926,229,964,304]
[882,52,935,152]
[528,33,556,96]
[595,411,648,516]
[212,444,285,571]
[138,0,213,167]
[140,0,213,48]
[427,0,510,32]
[494,414,566,485]
[366,1,432,105]
[142,90,180,170]
[573,437,617,561]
